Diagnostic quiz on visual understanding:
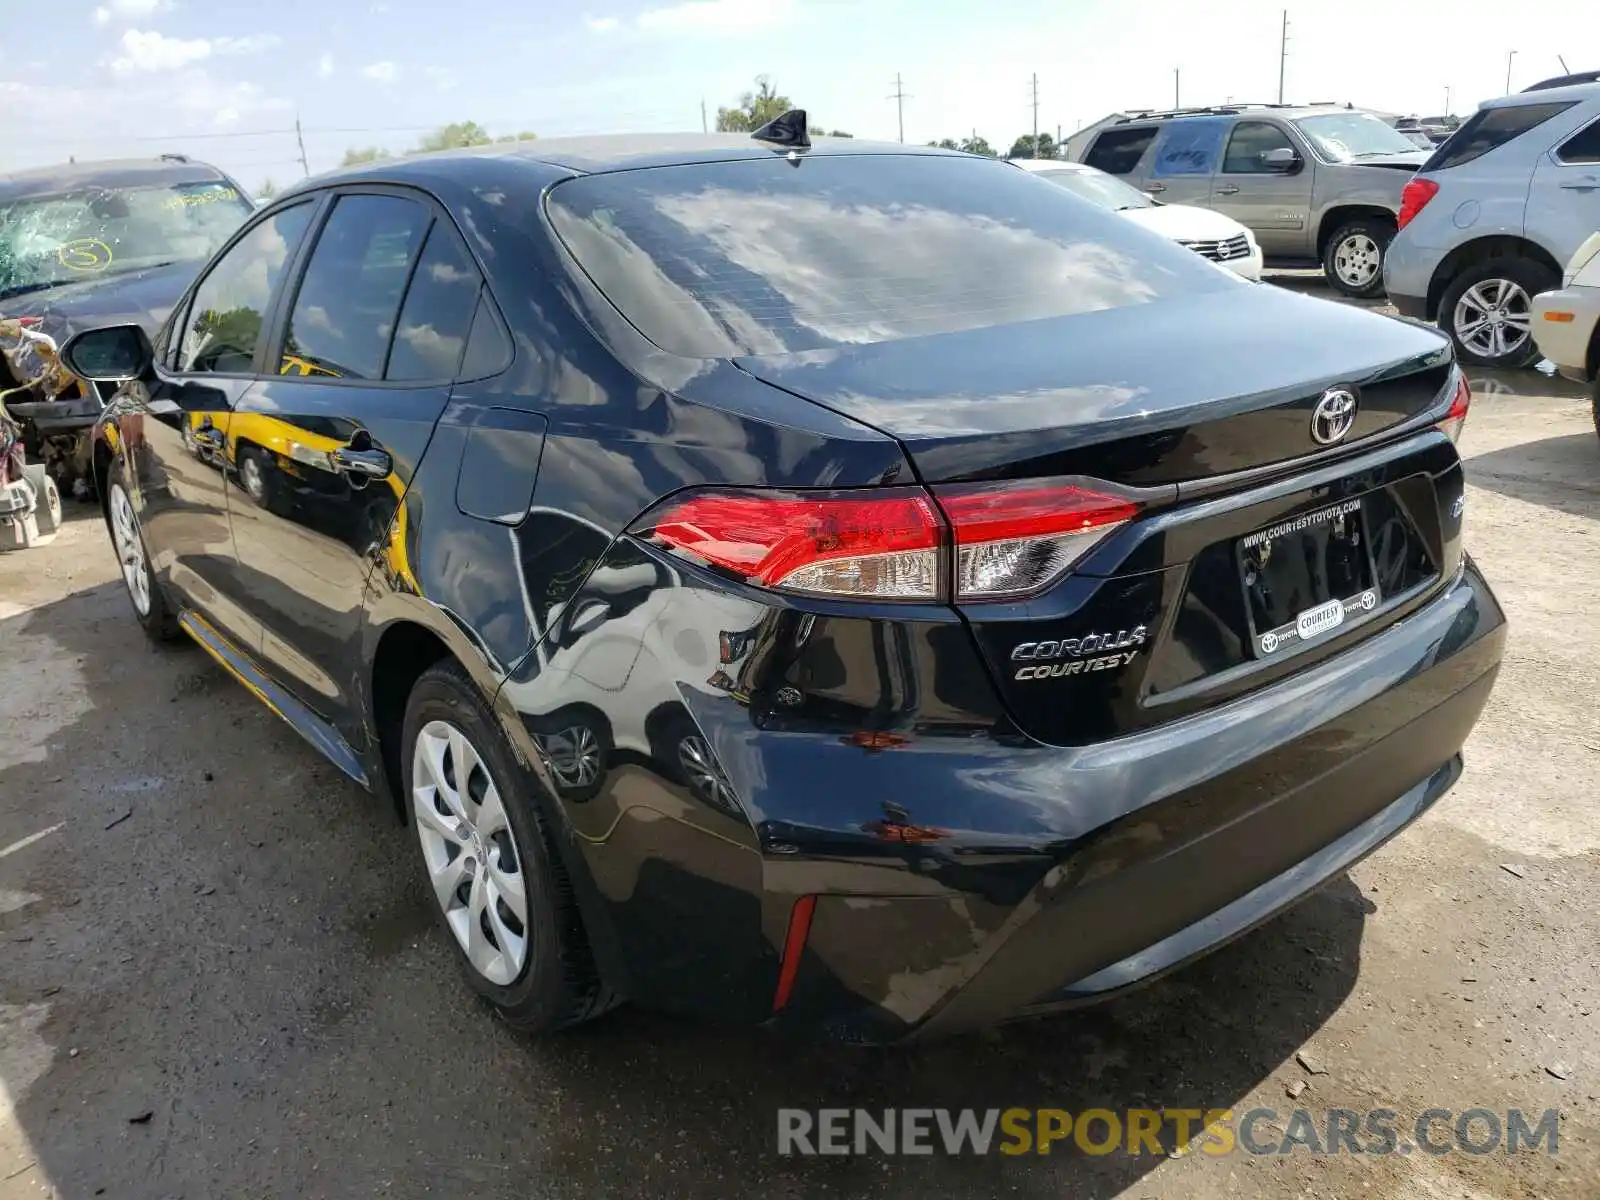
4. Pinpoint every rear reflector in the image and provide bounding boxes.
[934,479,1141,600]
[1437,372,1471,444]
[631,477,1144,602]
[772,894,816,1013]
[1397,178,1440,230]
